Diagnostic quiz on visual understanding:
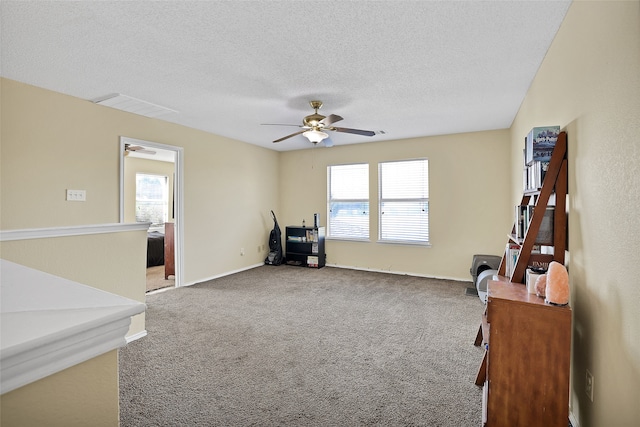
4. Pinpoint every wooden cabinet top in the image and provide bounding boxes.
[488,279,571,312]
